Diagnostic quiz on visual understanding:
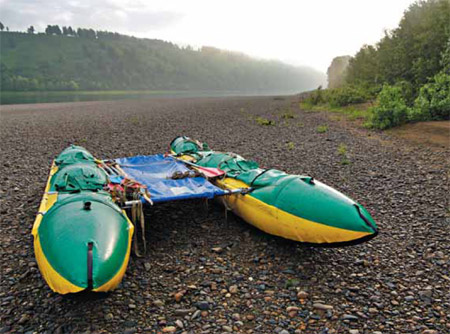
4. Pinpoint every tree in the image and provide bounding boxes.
[62,26,68,35]
[27,26,35,34]
[53,25,62,35]
[346,0,450,89]
[45,25,62,35]
[0,22,4,31]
